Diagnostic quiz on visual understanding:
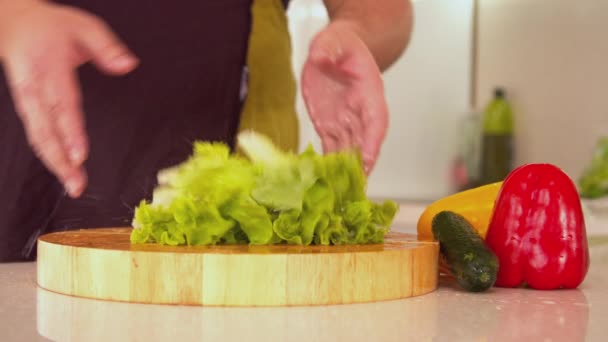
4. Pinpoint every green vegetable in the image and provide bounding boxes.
[579,137,608,198]
[431,210,499,292]
[130,131,398,246]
